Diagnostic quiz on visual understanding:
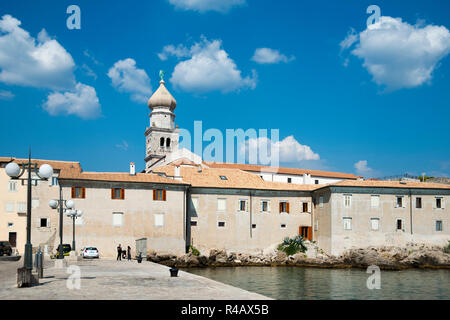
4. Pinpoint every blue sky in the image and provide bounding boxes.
[0,0,449,178]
